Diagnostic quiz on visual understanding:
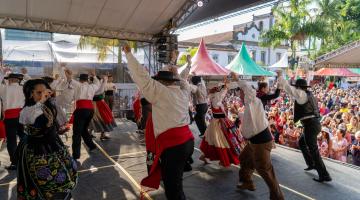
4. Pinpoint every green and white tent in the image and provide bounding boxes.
[226,43,274,76]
